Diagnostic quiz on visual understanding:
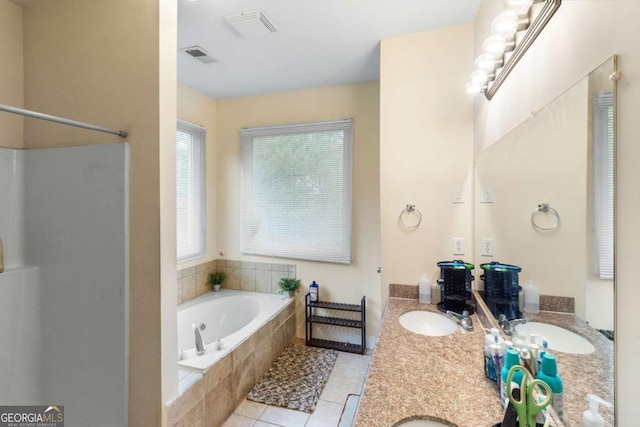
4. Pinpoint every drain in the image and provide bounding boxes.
[199,323,206,331]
